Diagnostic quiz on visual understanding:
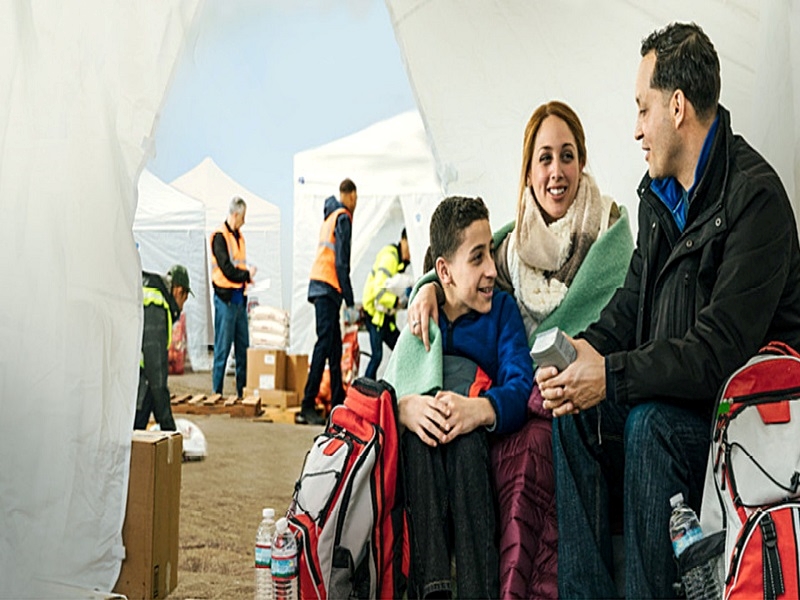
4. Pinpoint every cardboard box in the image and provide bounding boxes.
[254,389,299,409]
[285,354,309,394]
[246,348,286,391]
[114,431,182,600]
